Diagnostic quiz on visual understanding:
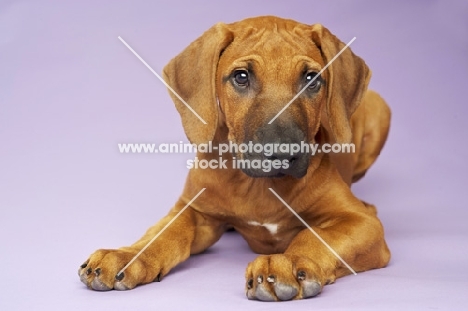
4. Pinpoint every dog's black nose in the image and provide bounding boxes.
[239,121,310,178]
